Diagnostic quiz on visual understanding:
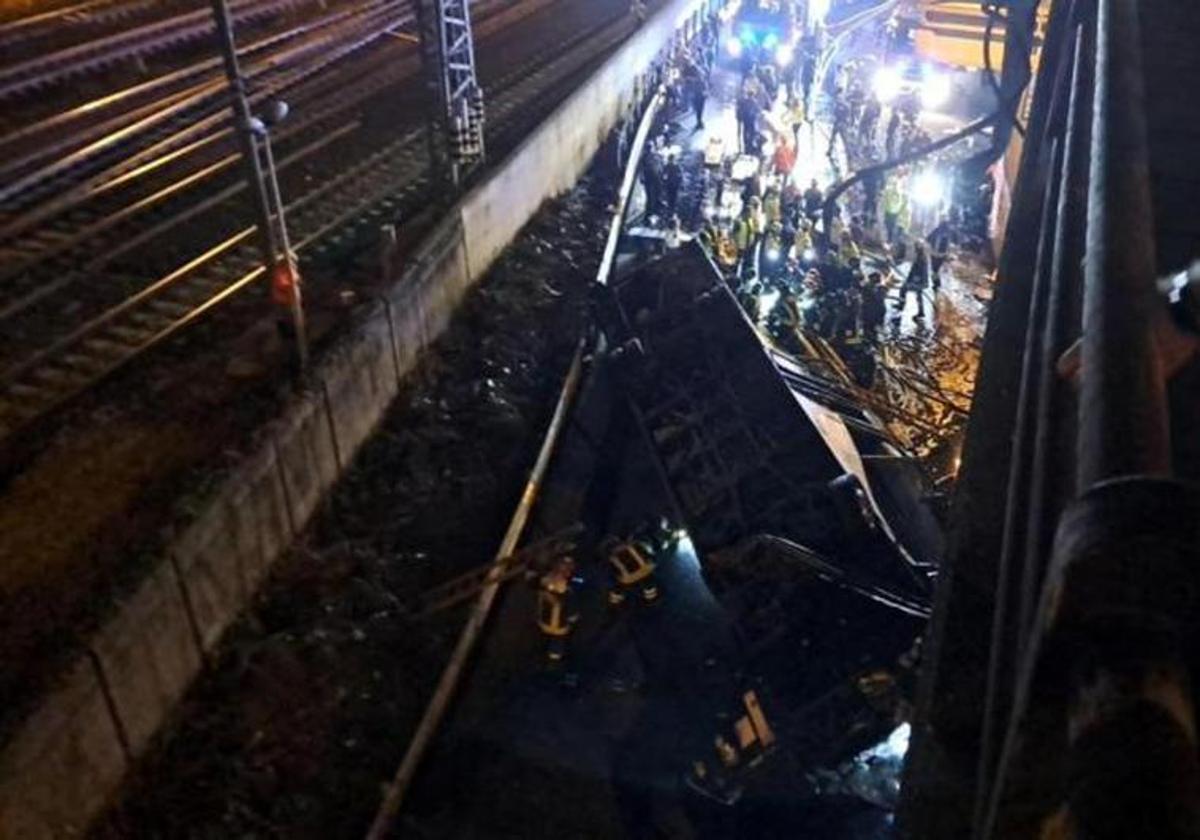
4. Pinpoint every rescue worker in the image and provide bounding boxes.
[792,218,815,265]
[537,556,580,664]
[862,167,883,223]
[926,216,953,291]
[859,95,881,147]
[827,99,850,158]
[690,71,708,130]
[746,194,765,240]
[885,109,901,158]
[763,186,782,228]
[642,152,663,223]
[763,220,786,278]
[802,179,823,226]
[801,267,827,331]
[603,538,660,606]
[800,52,817,113]
[836,230,861,268]
[788,96,805,148]
[732,205,755,263]
[861,270,887,344]
[827,210,845,247]
[735,90,755,155]
[664,154,683,220]
[882,179,905,243]
[903,241,931,320]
